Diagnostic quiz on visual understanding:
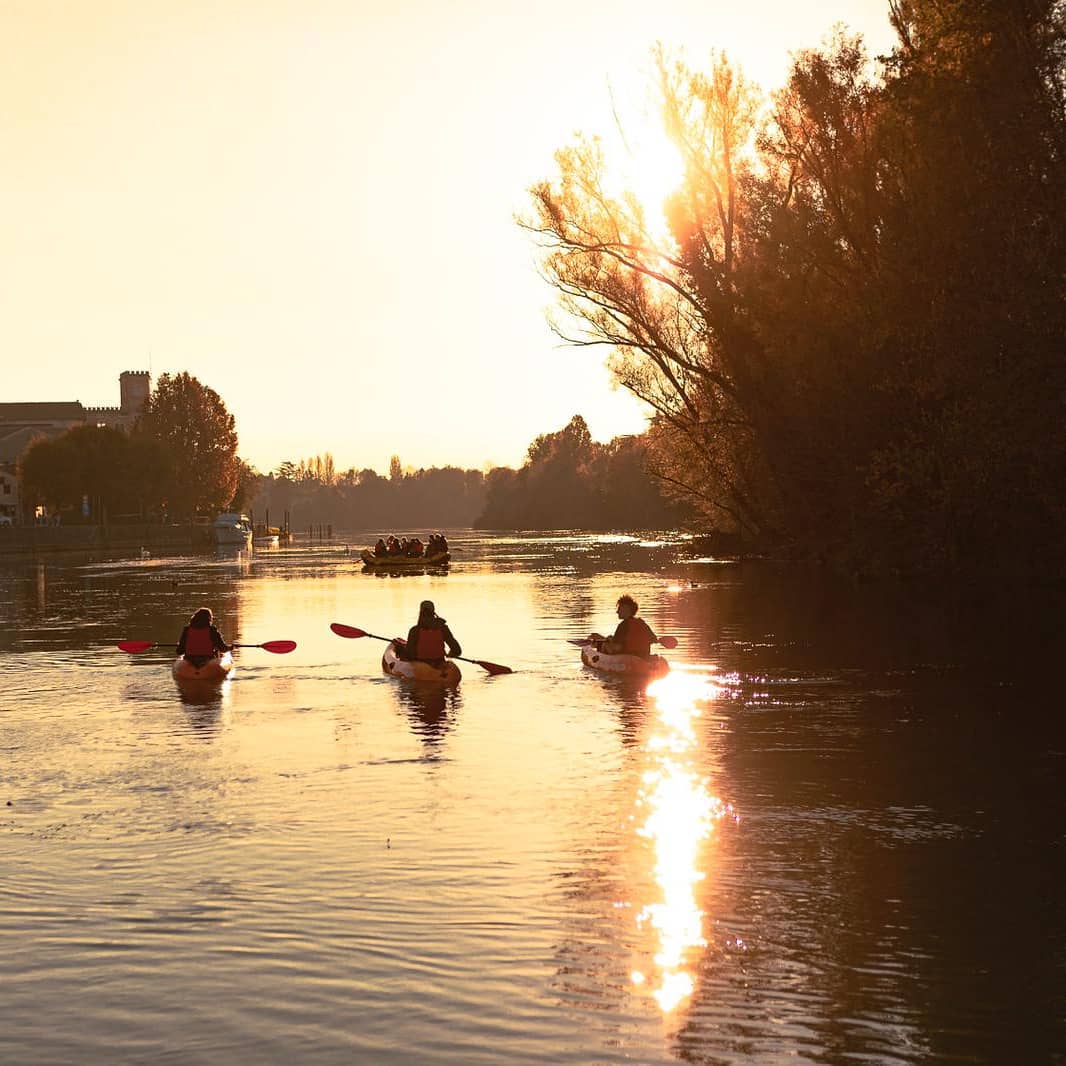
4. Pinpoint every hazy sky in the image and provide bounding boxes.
[1,0,897,474]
